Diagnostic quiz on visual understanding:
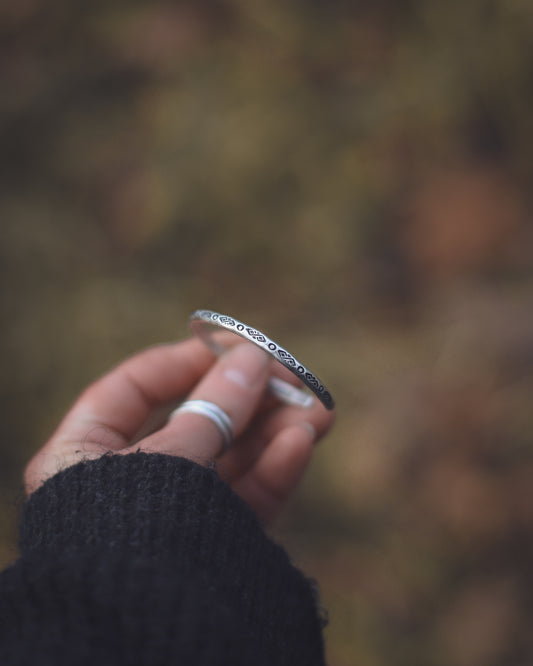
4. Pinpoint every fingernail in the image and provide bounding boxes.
[223,343,269,389]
